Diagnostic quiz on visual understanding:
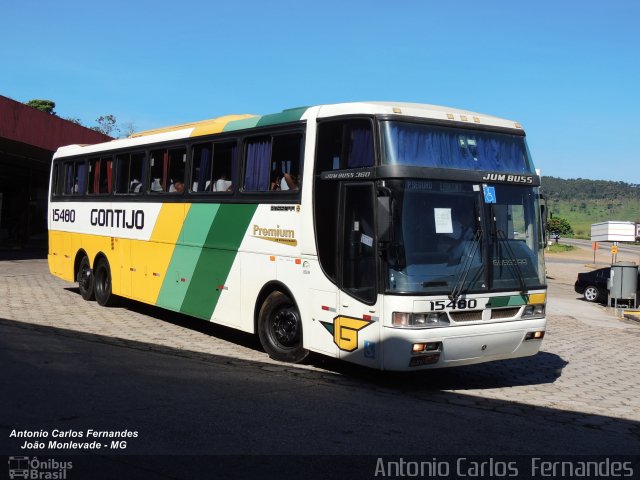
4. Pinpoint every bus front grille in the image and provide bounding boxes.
[449,310,483,322]
[490,307,520,320]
